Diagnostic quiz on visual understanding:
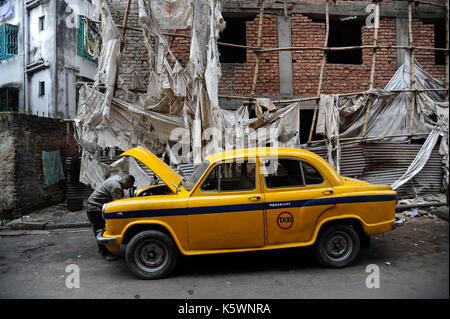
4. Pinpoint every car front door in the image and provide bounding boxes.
[261,157,336,245]
[187,159,265,250]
